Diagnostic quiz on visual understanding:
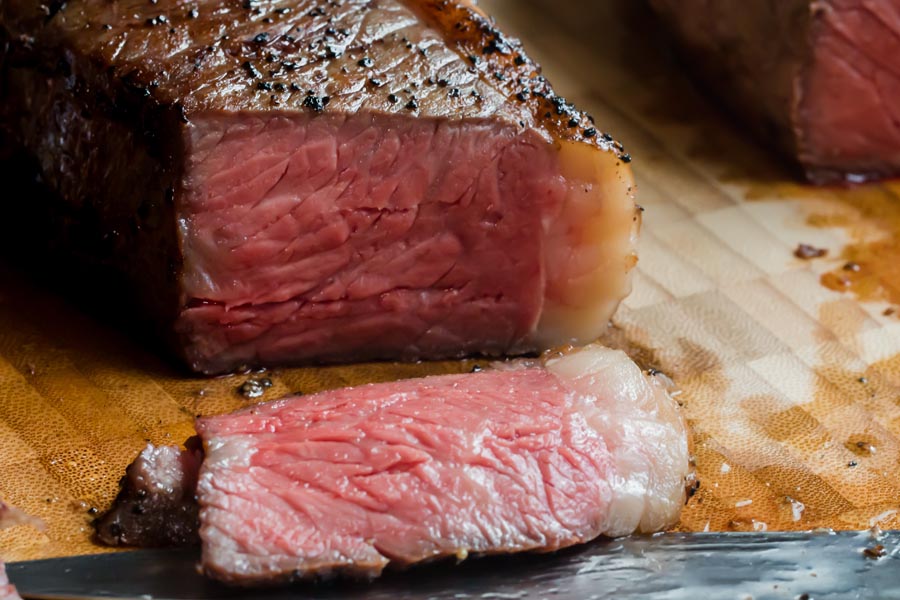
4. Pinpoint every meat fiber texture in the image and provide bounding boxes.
[0,0,638,374]
[185,344,689,585]
[650,0,900,184]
